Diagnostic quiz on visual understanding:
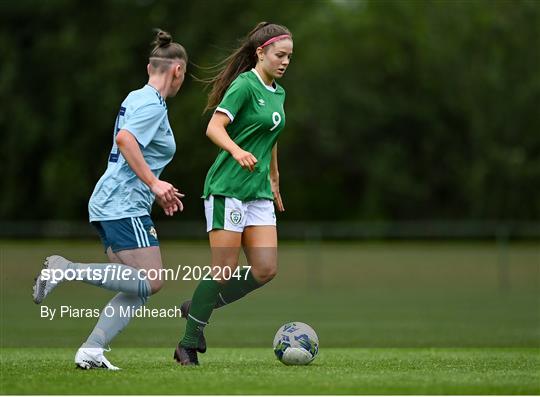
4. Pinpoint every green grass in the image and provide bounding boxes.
[1,240,539,394]
[1,347,539,394]
[2,240,539,348]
